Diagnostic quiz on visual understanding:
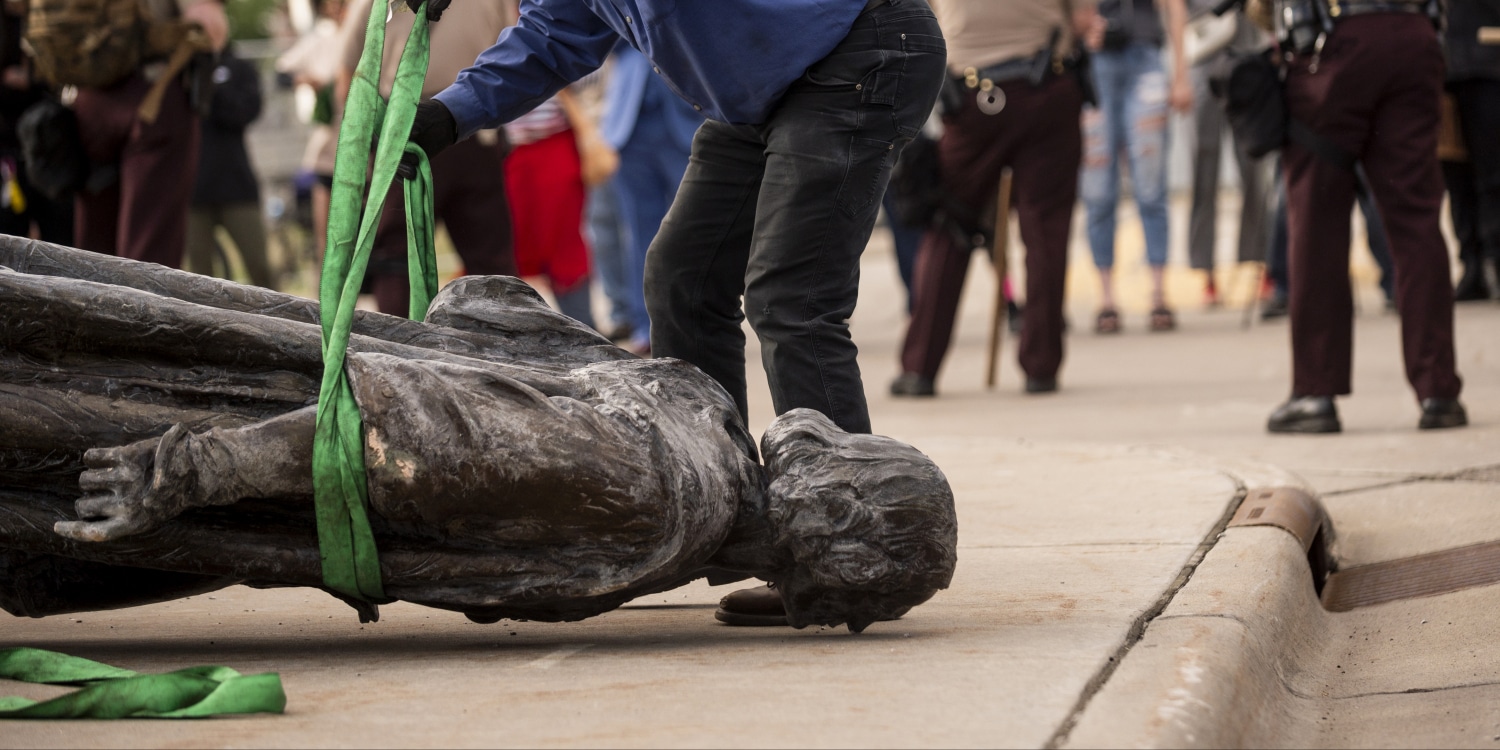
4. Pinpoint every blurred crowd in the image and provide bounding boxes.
[0,0,1494,429]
